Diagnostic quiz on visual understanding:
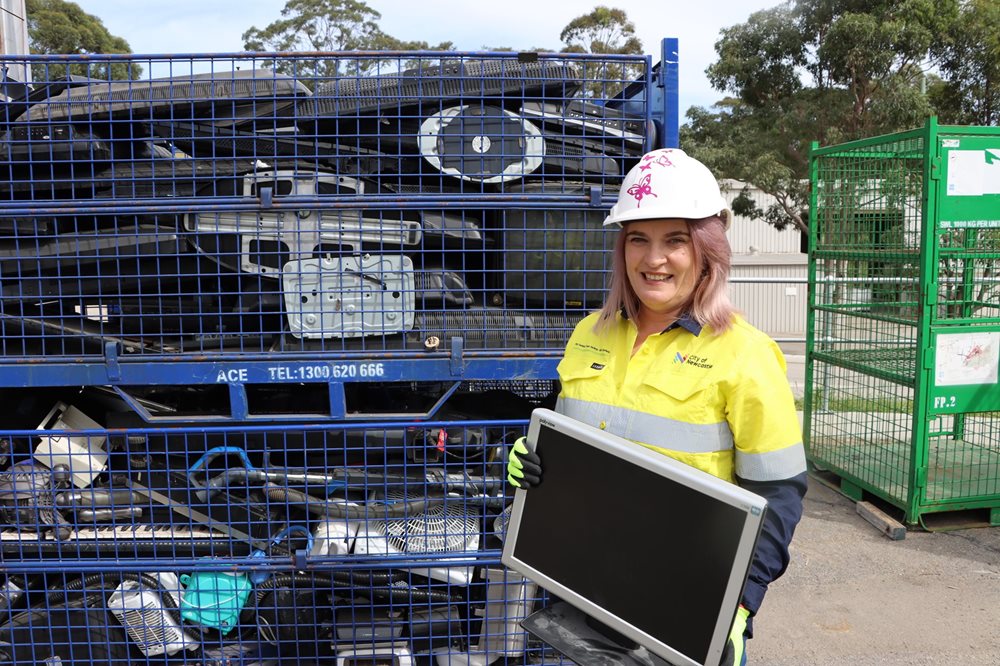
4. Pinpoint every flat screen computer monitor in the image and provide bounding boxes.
[501,409,767,666]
